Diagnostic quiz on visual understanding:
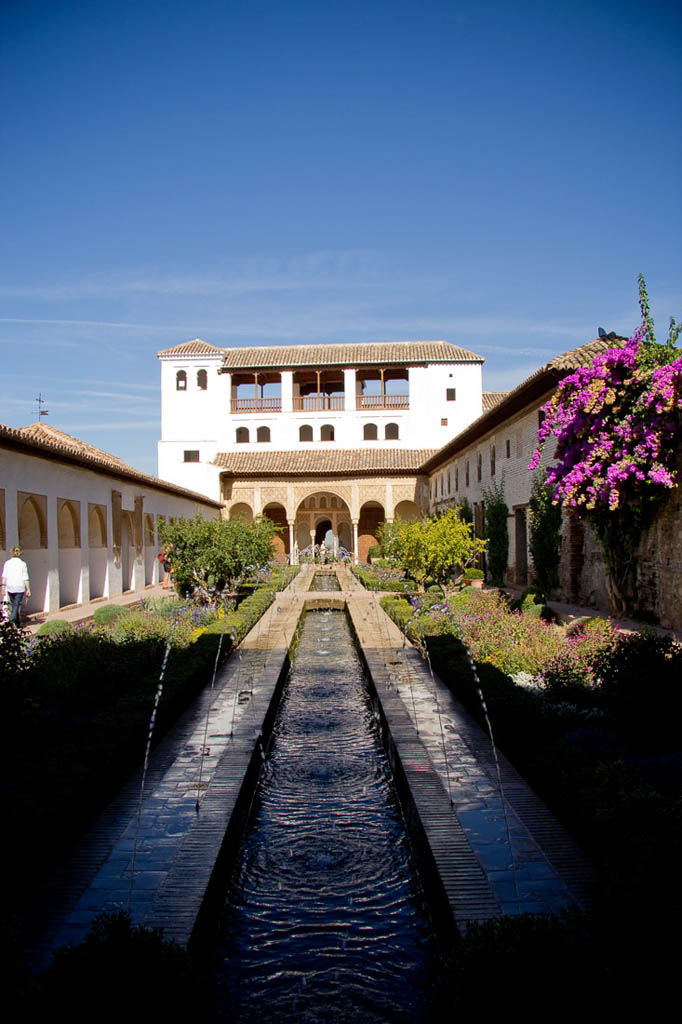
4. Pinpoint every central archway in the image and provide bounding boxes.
[295,491,352,560]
